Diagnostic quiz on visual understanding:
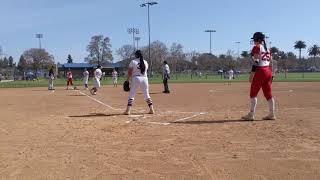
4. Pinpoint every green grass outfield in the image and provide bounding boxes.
[0,72,319,88]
